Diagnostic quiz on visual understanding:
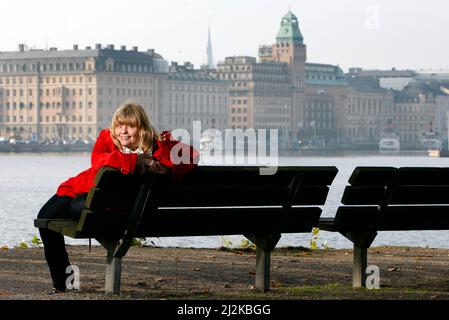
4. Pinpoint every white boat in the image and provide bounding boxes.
[421,131,442,151]
[379,134,400,151]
